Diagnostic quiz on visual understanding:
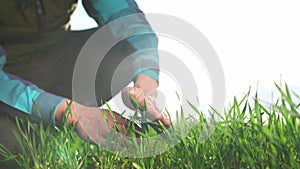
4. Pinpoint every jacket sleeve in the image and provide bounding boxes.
[0,46,65,125]
[82,0,159,82]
